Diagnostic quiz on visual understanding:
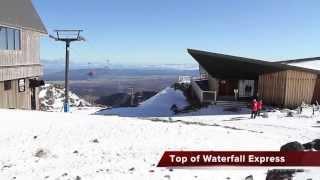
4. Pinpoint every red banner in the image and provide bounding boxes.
[157,151,320,167]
